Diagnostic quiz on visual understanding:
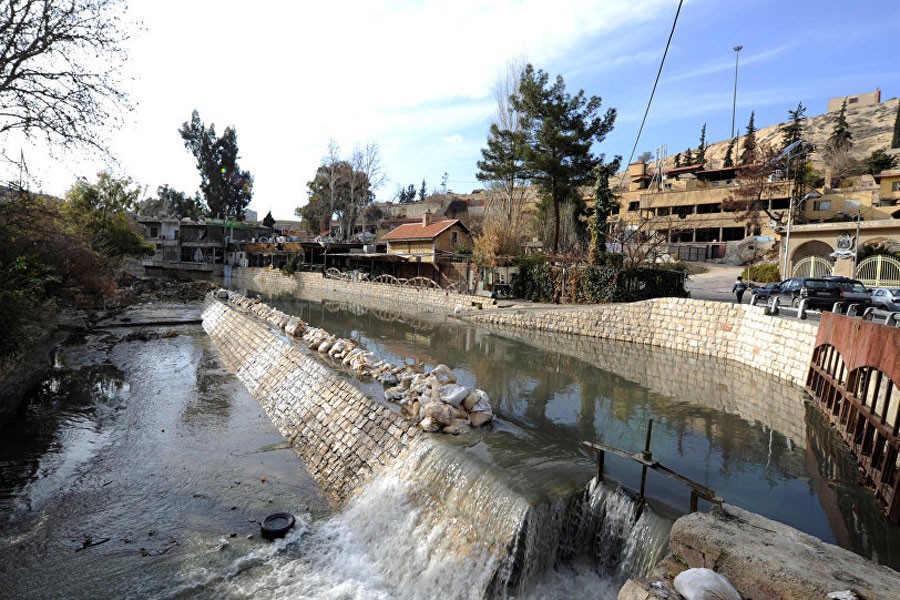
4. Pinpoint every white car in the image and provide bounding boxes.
[870,287,900,311]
